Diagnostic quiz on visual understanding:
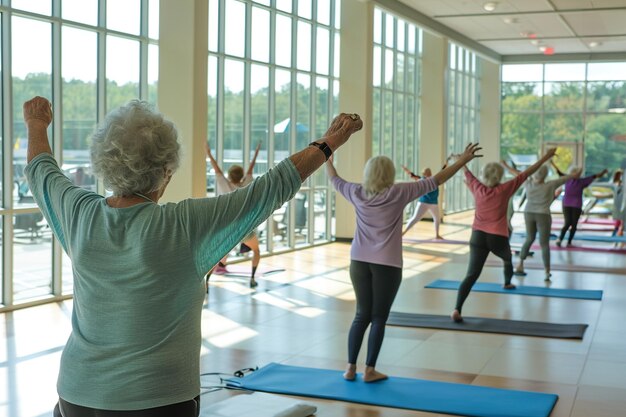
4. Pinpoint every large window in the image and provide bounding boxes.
[372,7,422,179]
[445,43,481,214]
[2,1,158,310]
[501,62,626,176]
[207,0,341,256]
